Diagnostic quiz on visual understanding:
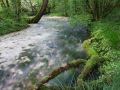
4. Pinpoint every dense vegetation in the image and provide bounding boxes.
[0,0,27,35]
[0,0,120,90]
